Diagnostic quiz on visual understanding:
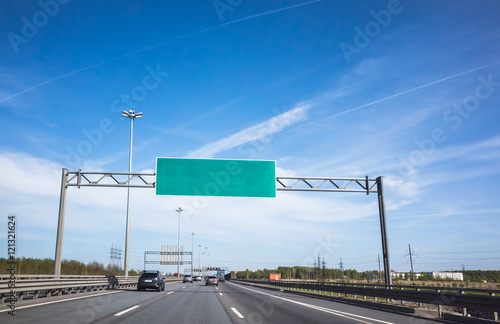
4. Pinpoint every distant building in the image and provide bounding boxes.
[391,271,422,279]
[428,272,464,281]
